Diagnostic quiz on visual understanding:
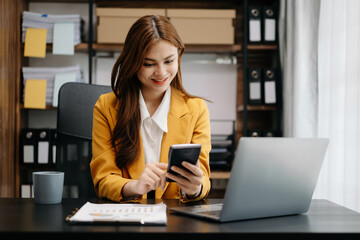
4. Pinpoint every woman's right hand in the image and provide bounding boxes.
[122,162,168,197]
